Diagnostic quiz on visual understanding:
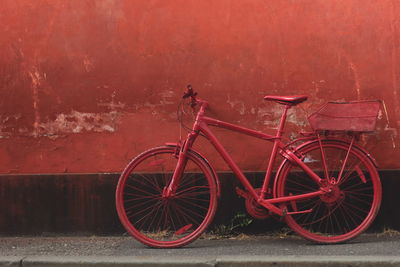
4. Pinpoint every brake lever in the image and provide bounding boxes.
[183,85,194,99]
